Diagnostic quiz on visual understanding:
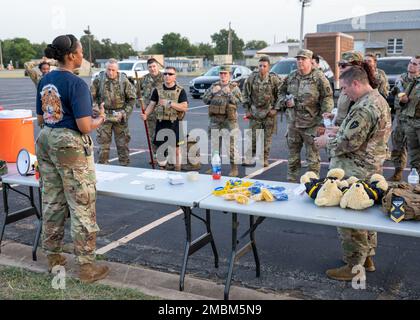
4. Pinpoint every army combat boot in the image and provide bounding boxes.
[228,164,239,177]
[79,263,110,283]
[47,254,67,273]
[364,256,375,272]
[326,264,357,281]
[389,167,403,182]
